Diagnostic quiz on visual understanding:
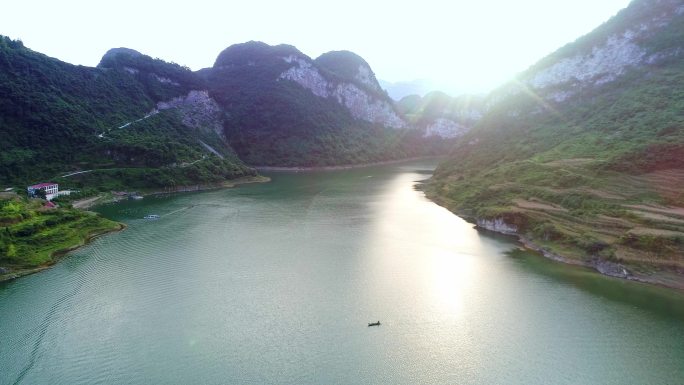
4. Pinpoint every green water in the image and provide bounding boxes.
[1,160,683,384]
